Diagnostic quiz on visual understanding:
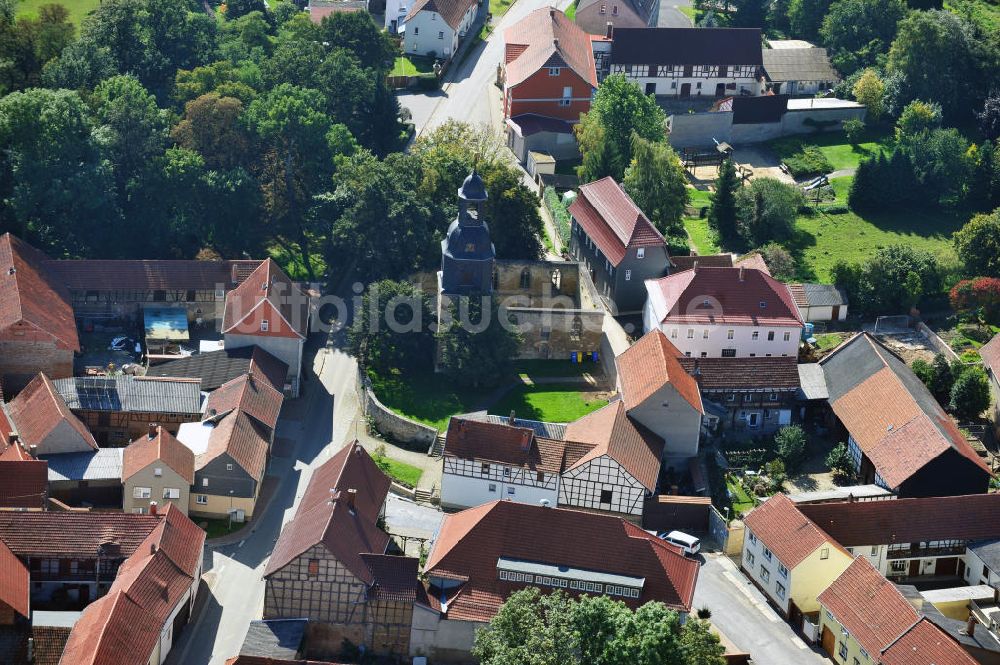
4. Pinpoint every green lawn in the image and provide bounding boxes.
[682,188,721,255]
[815,332,850,350]
[678,5,697,20]
[489,0,515,16]
[565,0,577,19]
[725,477,755,516]
[376,456,424,487]
[18,0,100,23]
[514,359,603,378]
[489,384,608,423]
[390,55,435,77]
[768,129,894,173]
[197,518,243,540]
[946,0,1000,30]
[369,370,490,431]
